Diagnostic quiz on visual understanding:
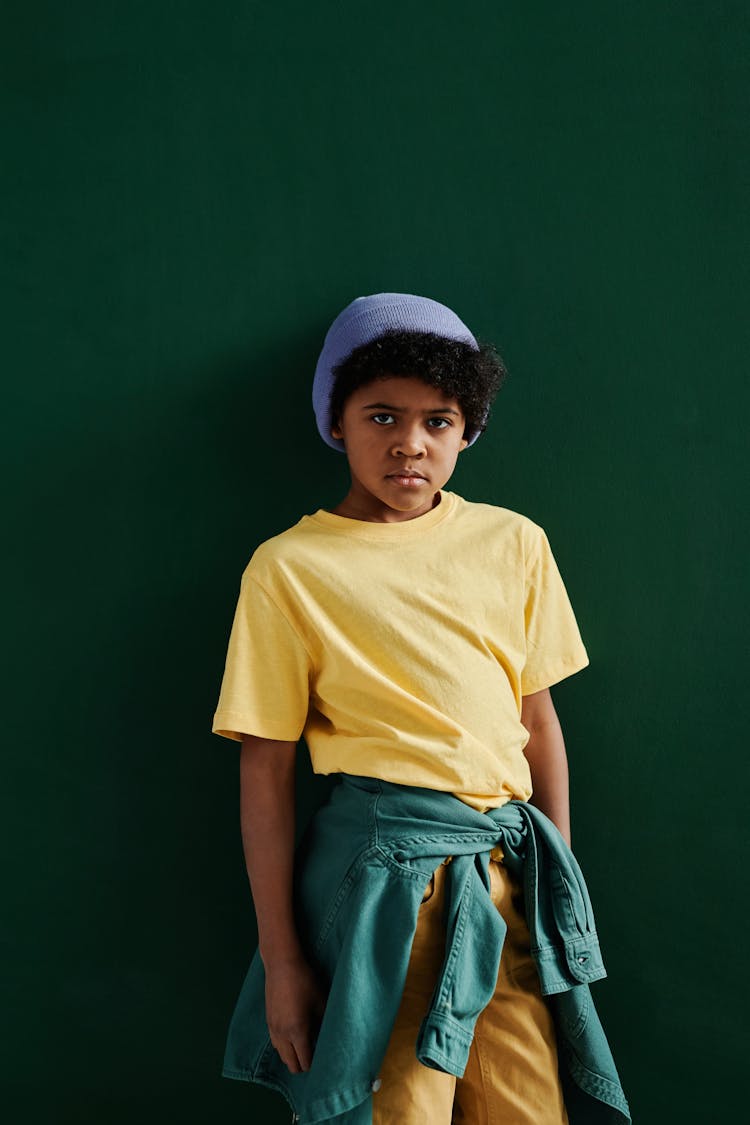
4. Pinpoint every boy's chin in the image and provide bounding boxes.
[377,486,442,514]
